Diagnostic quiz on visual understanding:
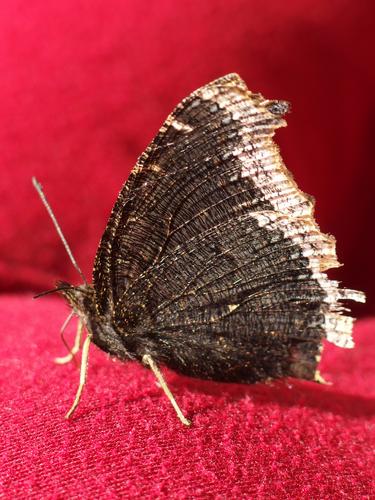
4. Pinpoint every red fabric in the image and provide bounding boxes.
[1,1,374,497]
[1,295,374,497]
